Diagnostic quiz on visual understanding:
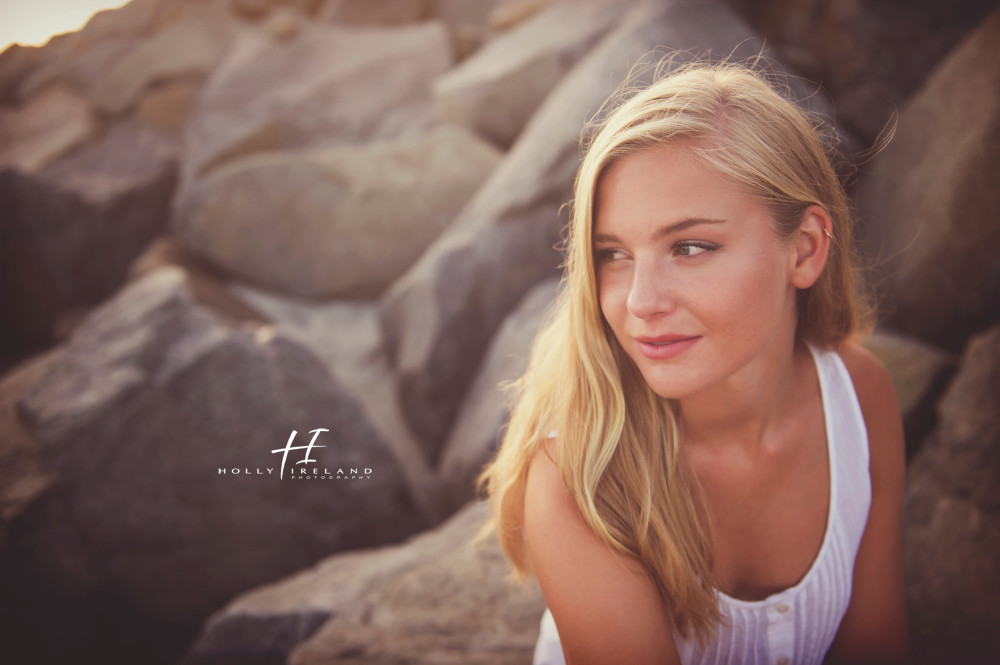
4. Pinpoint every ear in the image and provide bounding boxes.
[788,205,832,289]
